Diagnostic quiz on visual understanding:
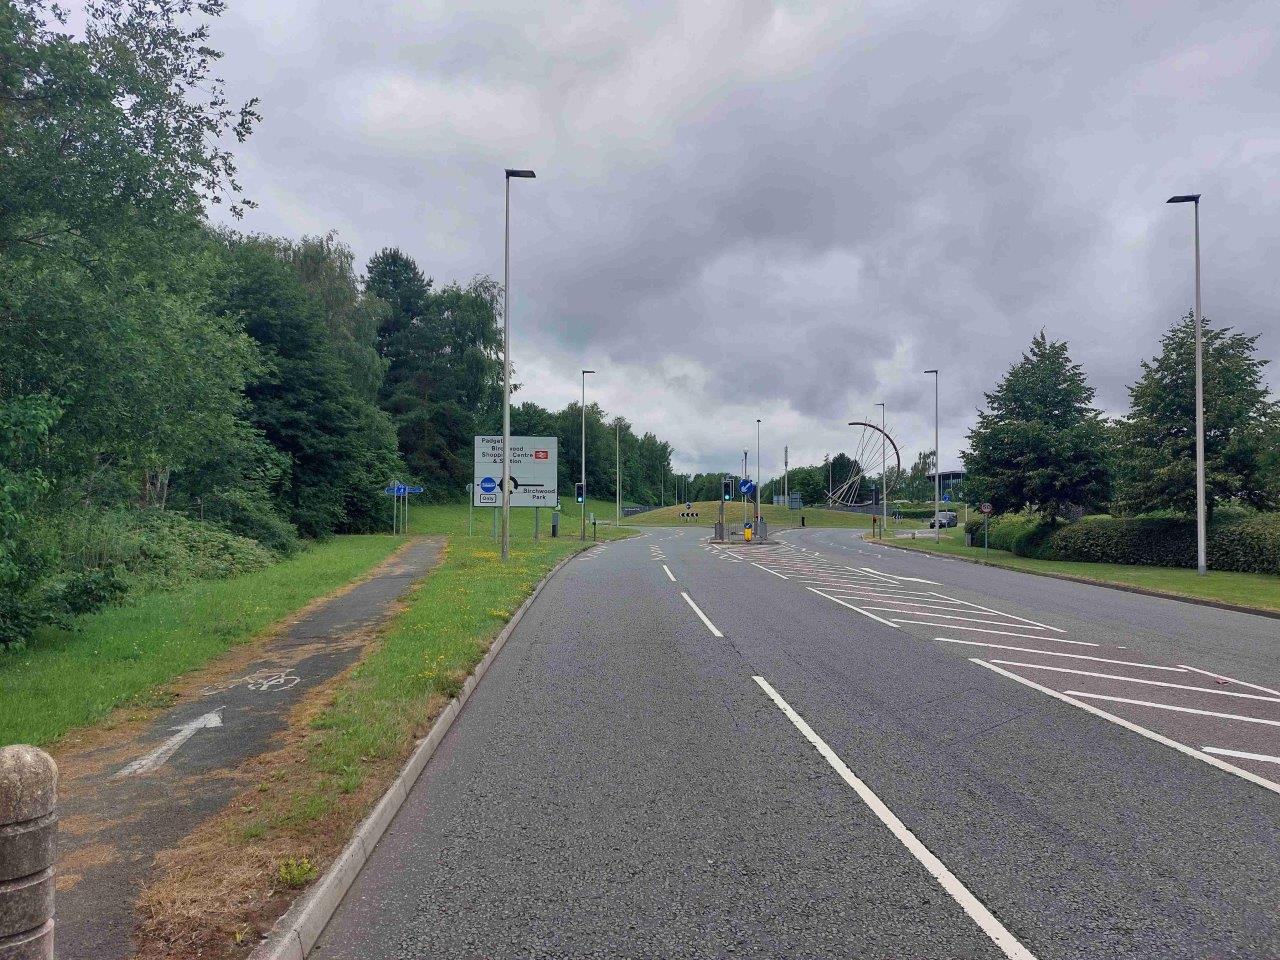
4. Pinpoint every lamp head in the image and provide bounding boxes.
[1166,194,1200,204]
[506,169,536,179]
